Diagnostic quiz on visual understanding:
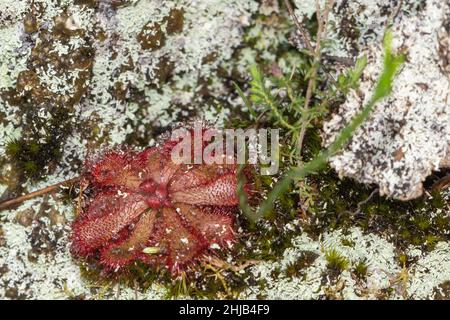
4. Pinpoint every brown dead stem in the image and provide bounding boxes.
[296,0,335,160]
[0,177,80,211]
